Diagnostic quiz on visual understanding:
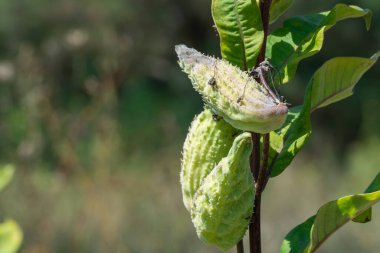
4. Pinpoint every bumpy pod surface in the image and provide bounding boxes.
[175,44,288,134]
[181,109,240,211]
[191,132,255,250]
